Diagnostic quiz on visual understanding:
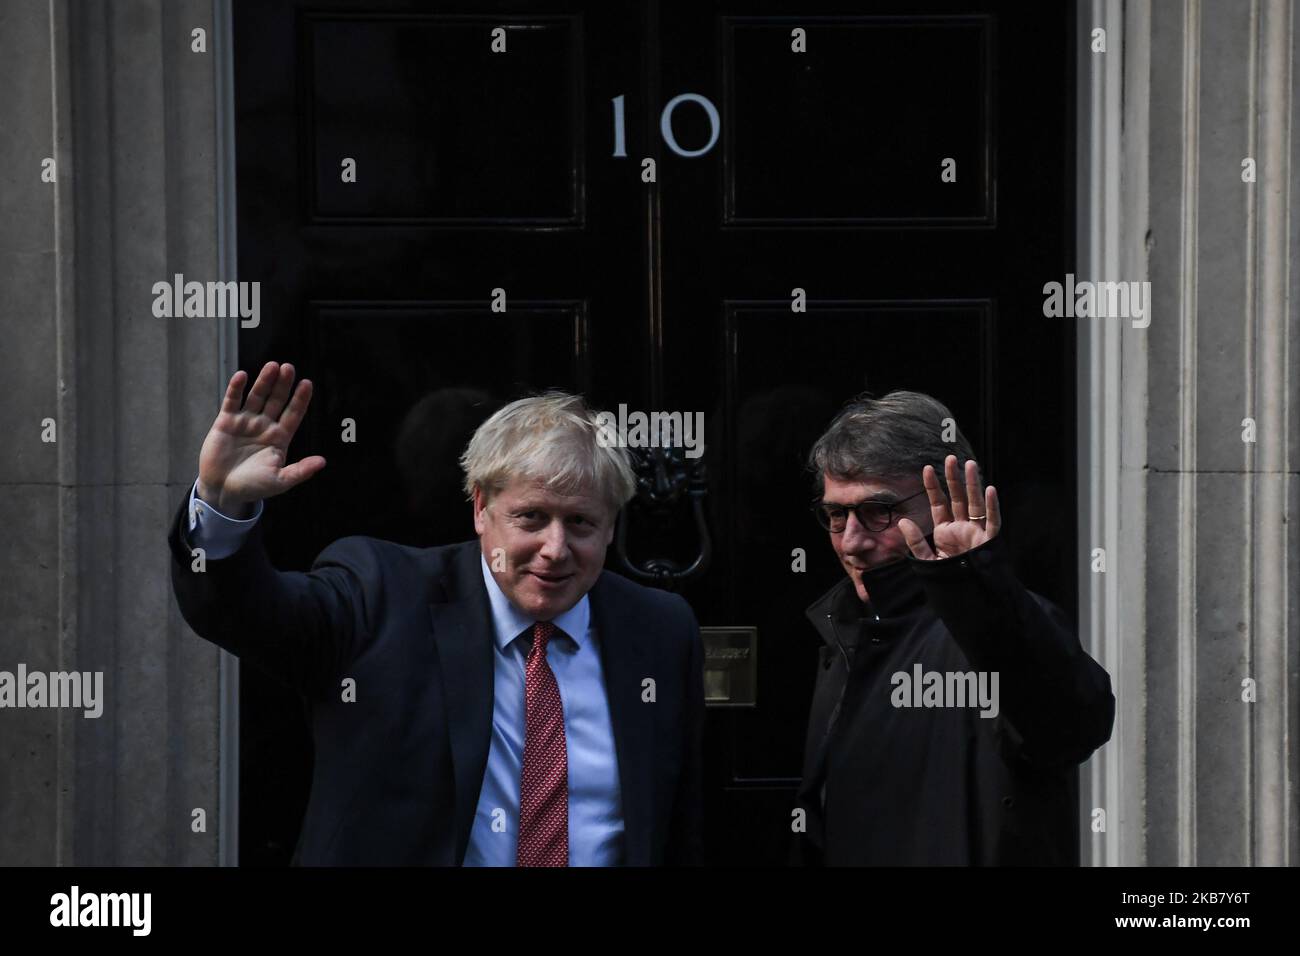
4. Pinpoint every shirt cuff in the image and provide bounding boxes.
[187,477,263,560]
